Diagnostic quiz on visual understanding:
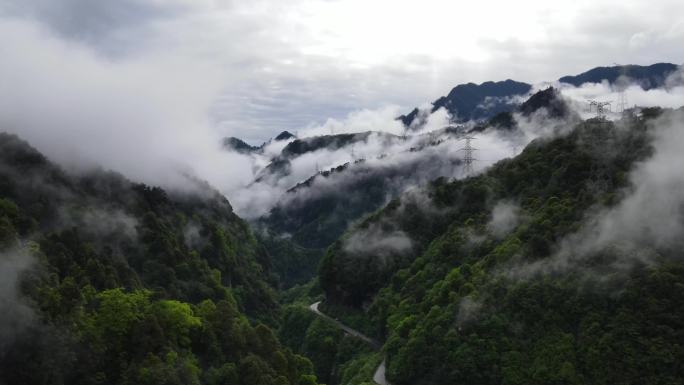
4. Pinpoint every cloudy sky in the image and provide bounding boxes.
[1,0,682,144]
